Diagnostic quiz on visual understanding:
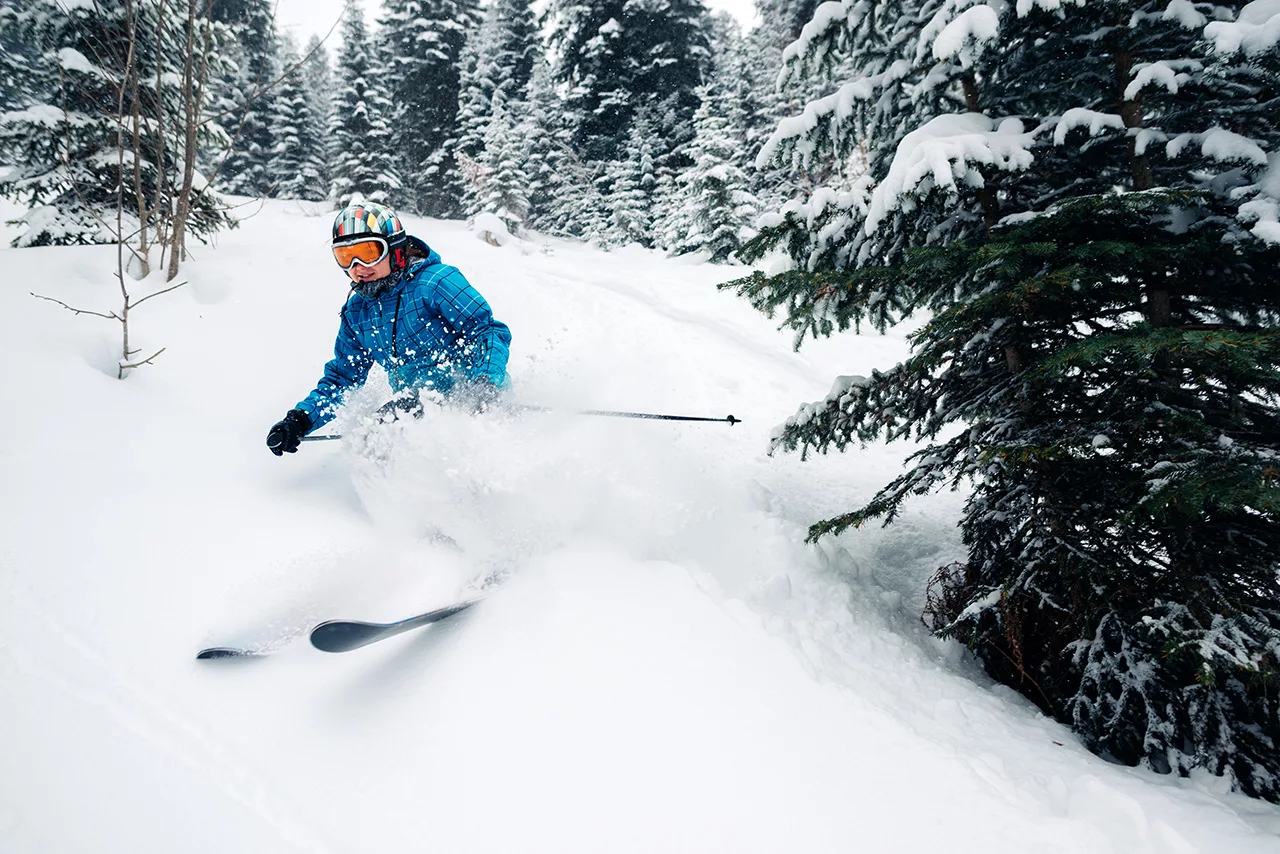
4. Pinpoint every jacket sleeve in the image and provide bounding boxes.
[295,309,374,430]
[426,268,511,387]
